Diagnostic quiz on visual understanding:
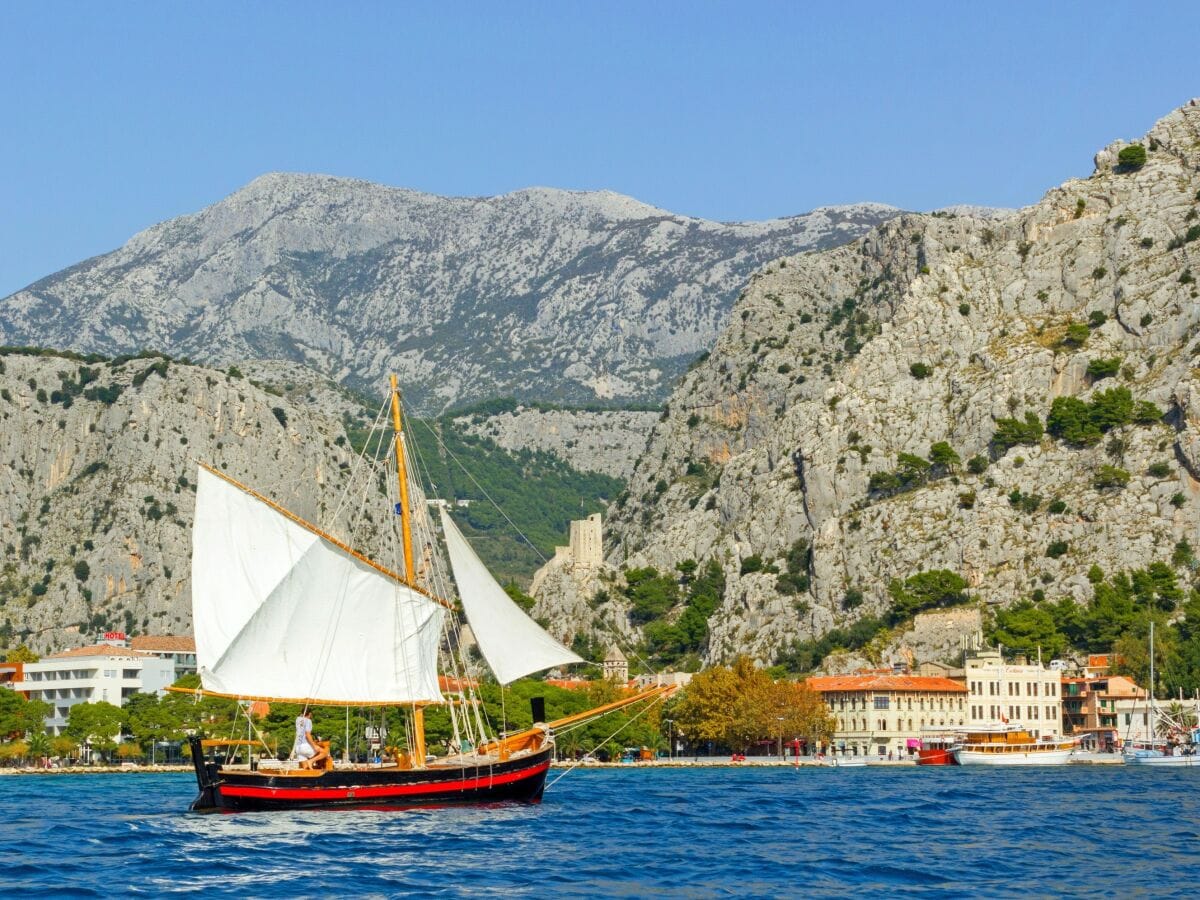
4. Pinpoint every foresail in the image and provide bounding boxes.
[439,507,583,684]
[192,467,444,704]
